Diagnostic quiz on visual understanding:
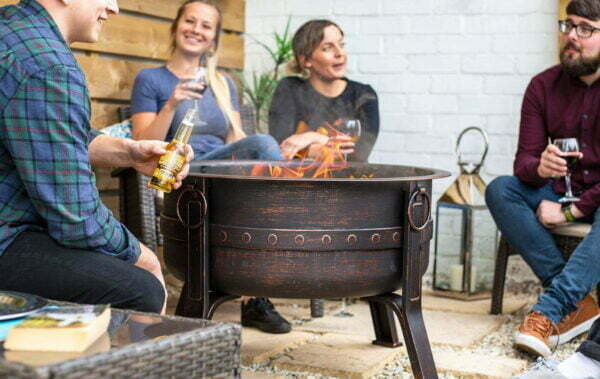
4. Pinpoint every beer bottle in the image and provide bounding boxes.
[148,108,196,193]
